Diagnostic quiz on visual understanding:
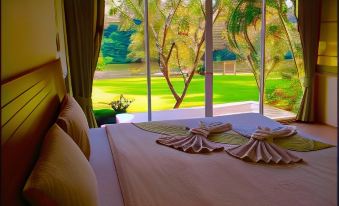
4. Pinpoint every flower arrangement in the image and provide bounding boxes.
[108,94,134,114]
